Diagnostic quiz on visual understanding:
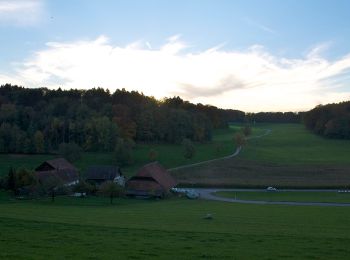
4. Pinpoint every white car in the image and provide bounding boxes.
[266,186,277,191]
